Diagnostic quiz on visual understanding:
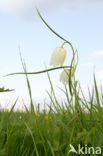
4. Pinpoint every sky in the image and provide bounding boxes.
[0,0,103,110]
